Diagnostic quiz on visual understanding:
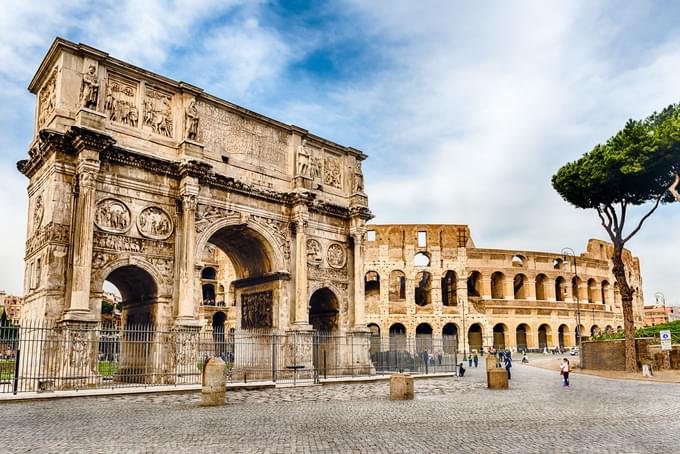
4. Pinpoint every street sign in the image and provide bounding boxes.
[660,330,672,351]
